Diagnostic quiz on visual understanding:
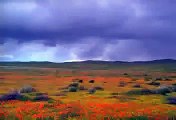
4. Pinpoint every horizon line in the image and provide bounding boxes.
[0,58,176,63]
